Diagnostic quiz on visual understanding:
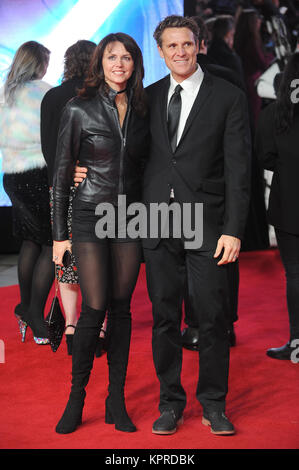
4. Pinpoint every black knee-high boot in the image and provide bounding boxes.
[56,305,106,434]
[105,300,136,432]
